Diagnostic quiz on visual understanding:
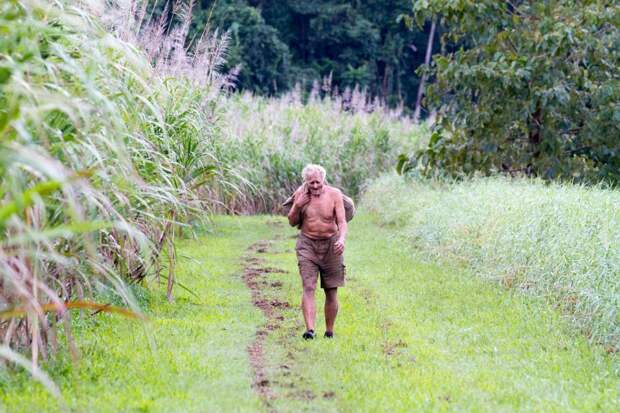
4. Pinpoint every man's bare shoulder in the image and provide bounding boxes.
[325,185,343,200]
